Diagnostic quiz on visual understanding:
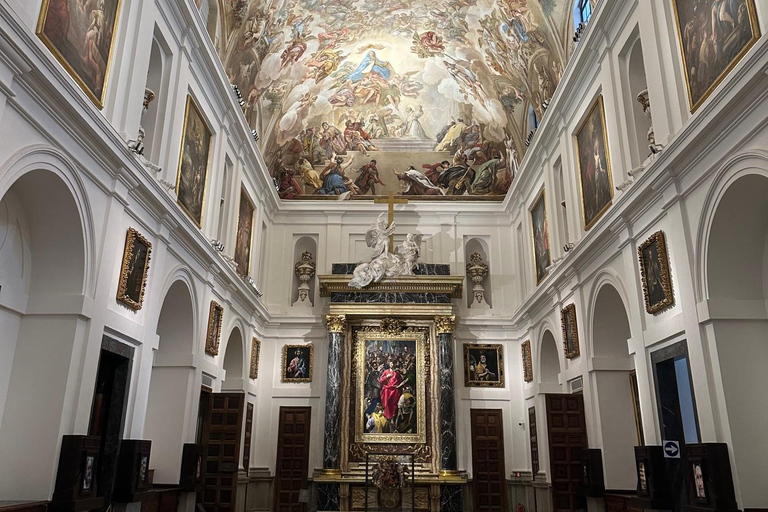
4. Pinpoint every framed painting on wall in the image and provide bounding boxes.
[235,186,255,277]
[281,344,313,383]
[561,303,580,359]
[521,340,533,383]
[249,337,260,379]
[36,0,124,108]
[530,189,551,285]
[638,231,674,314]
[205,301,223,356]
[176,96,212,227]
[464,343,505,387]
[575,95,613,231]
[116,228,152,310]
[672,0,761,112]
